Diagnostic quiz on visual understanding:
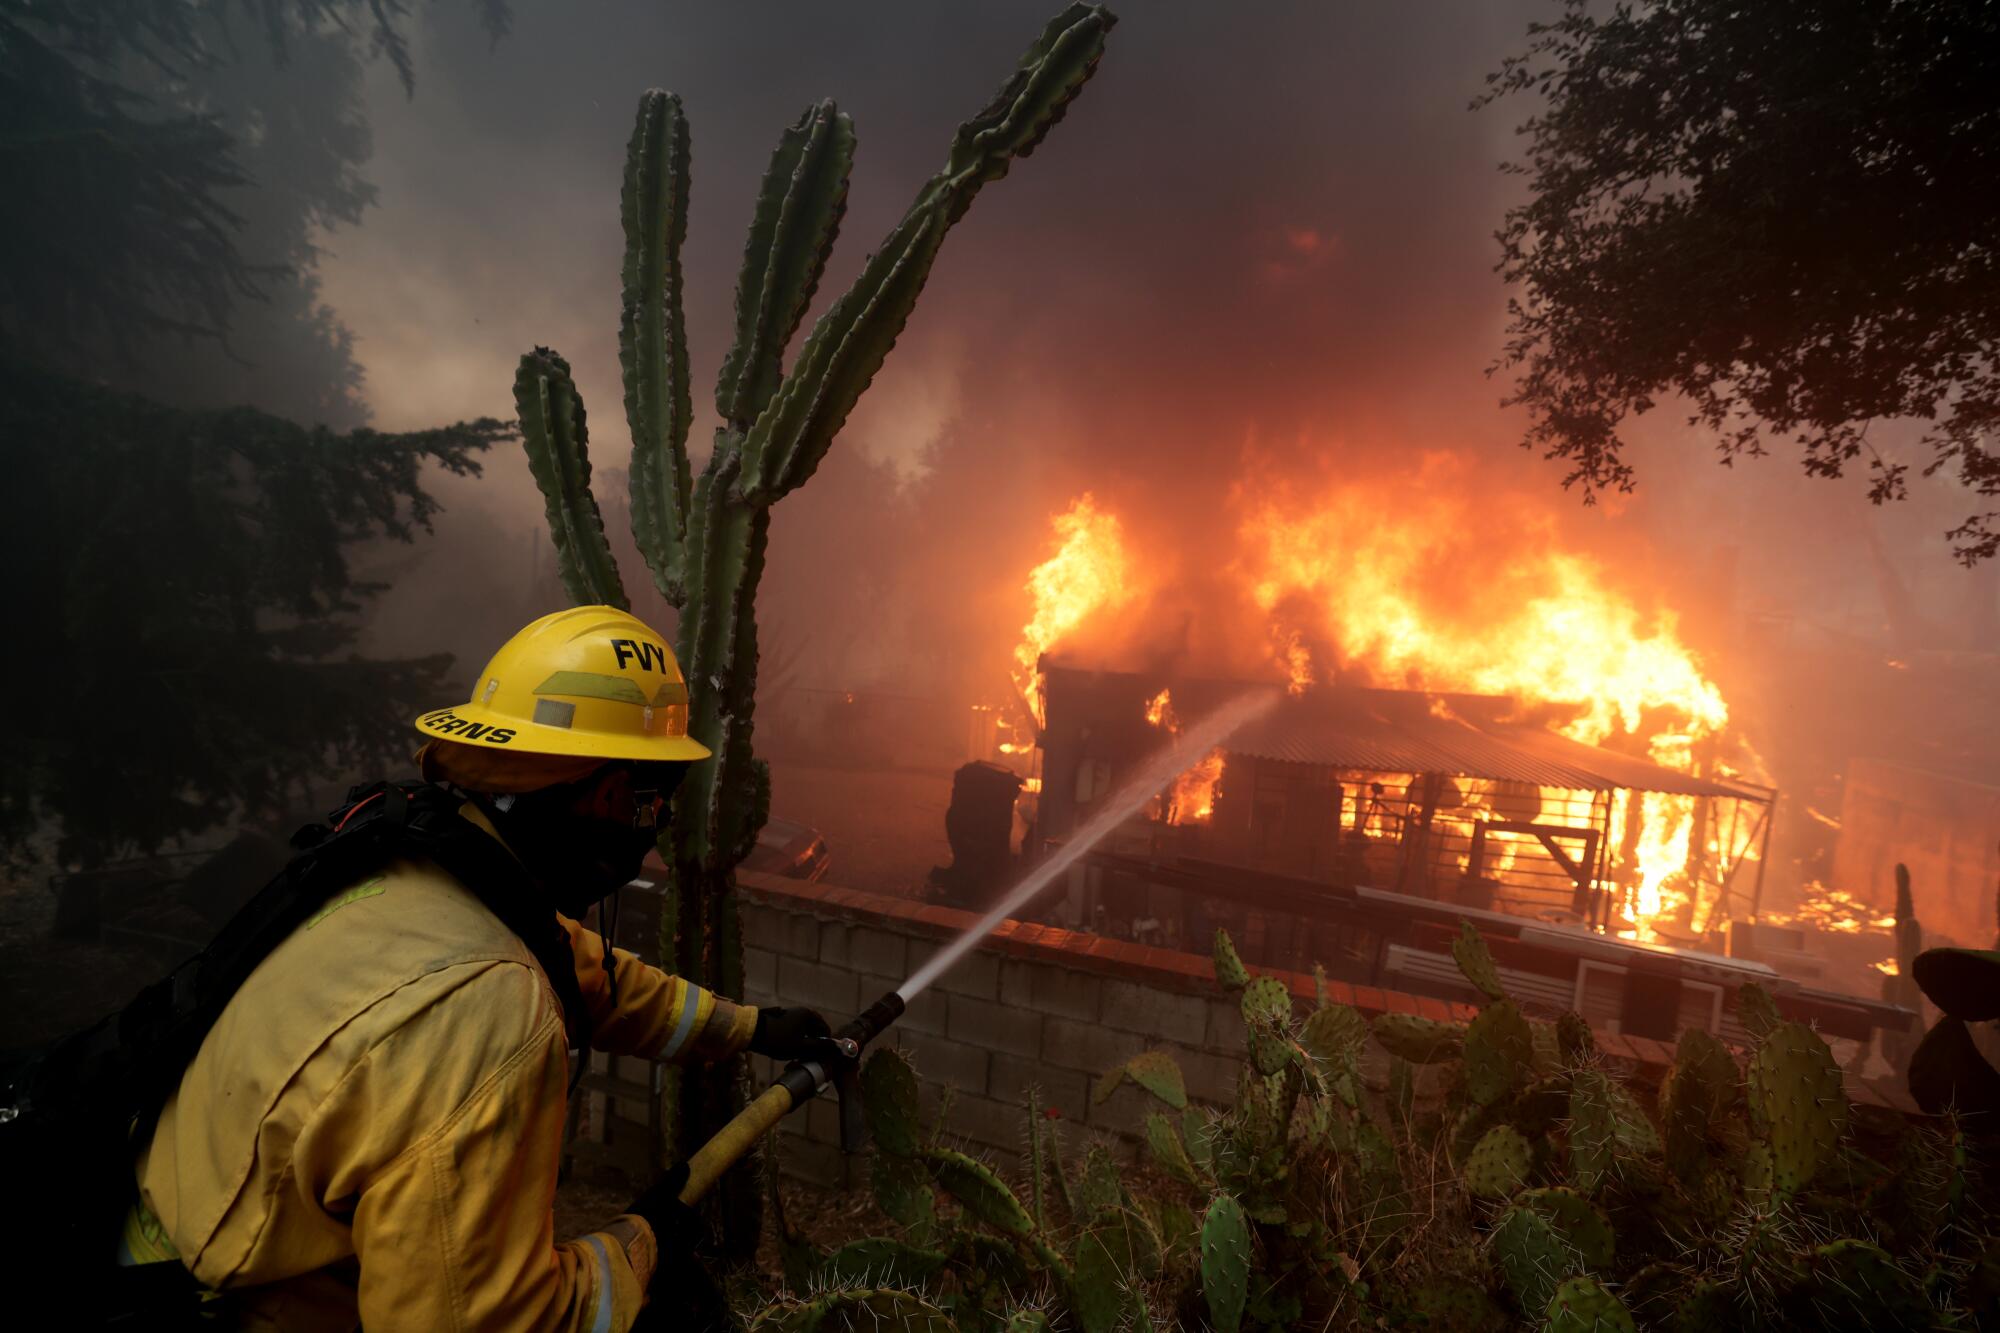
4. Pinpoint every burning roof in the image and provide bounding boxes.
[1047,667,1761,799]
